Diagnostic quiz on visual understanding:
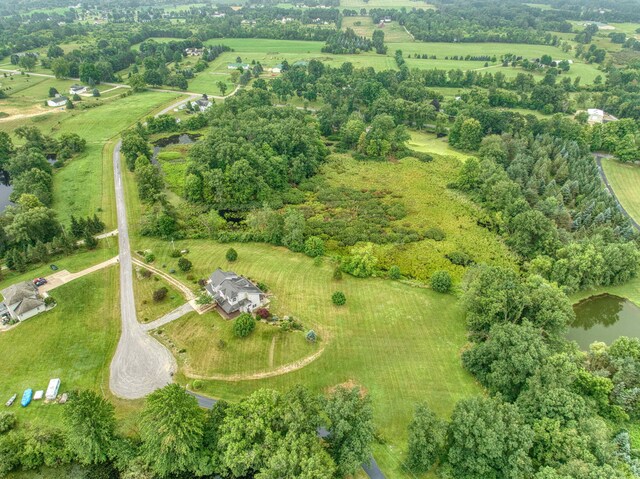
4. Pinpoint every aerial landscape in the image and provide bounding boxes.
[1,0,640,477]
